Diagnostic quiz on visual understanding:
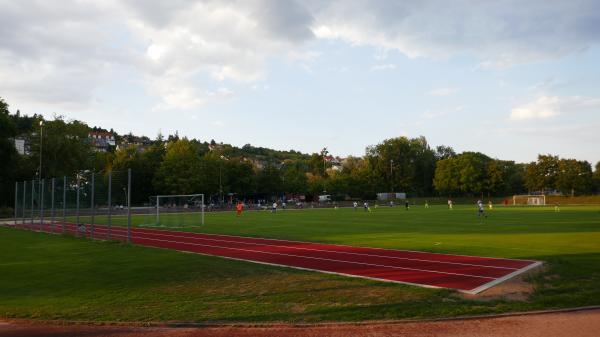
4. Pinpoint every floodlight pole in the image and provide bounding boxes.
[22,181,26,226]
[127,168,132,244]
[39,121,43,180]
[156,195,160,224]
[14,182,18,227]
[390,159,394,193]
[107,171,112,240]
[62,176,66,233]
